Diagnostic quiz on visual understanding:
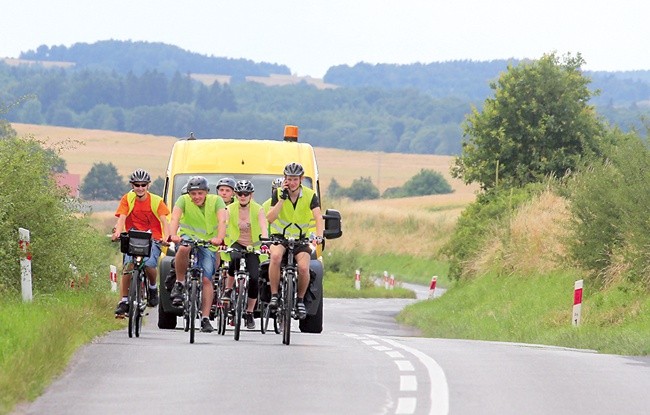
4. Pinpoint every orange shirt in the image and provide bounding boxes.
[115,193,170,240]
